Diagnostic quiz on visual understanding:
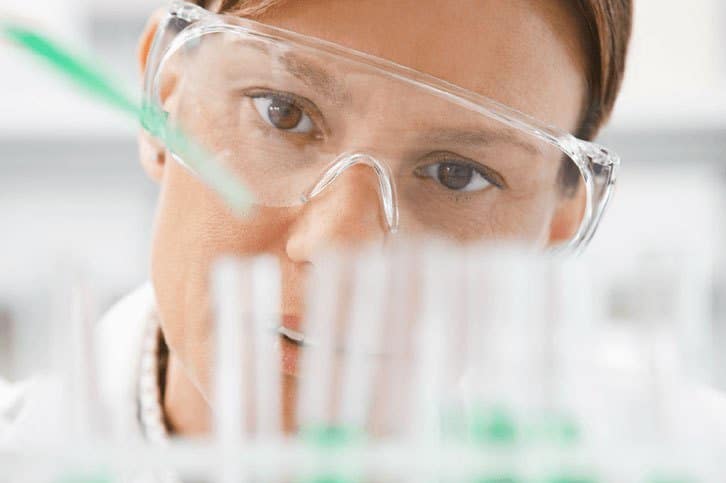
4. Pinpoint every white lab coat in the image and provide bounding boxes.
[1,282,156,448]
